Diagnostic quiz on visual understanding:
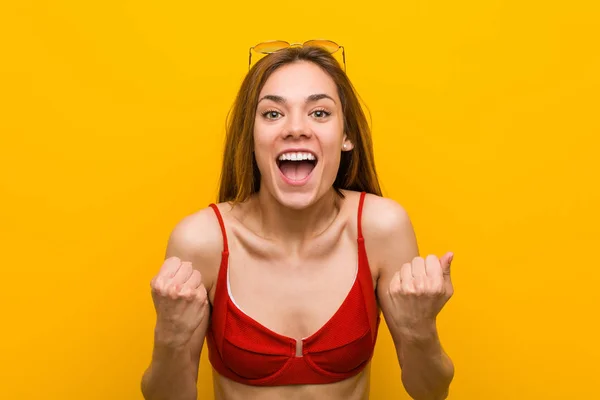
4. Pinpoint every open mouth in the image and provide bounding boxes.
[276,152,318,182]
